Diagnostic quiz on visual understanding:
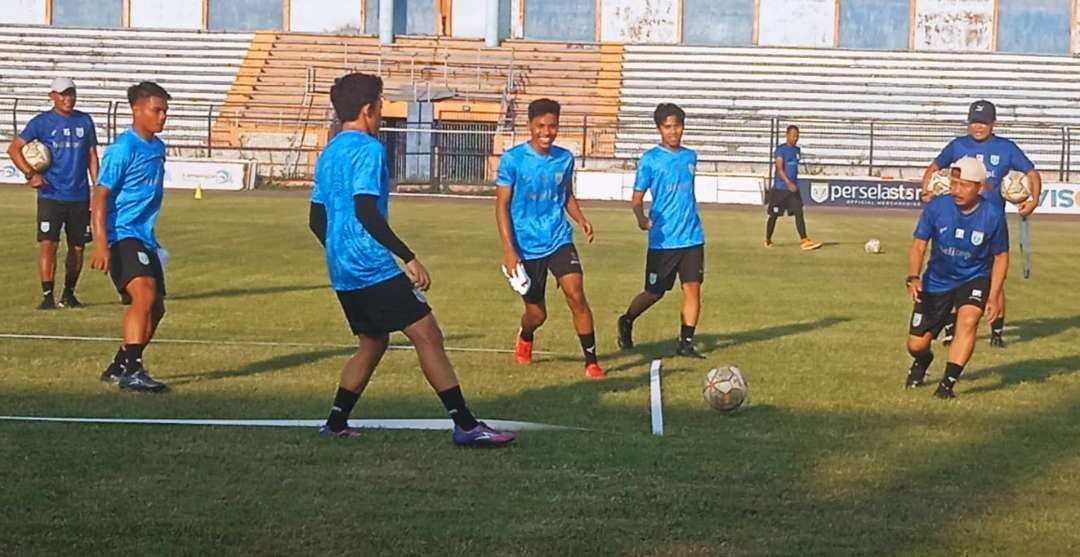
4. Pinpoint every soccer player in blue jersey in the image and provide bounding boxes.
[90,82,171,392]
[765,125,822,251]
[905,157,1008,399]
[496,98,605,379]
[7,78,99,309]
[919,100,1042,348]
[616,103,707,358]
[309,73,514,446]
